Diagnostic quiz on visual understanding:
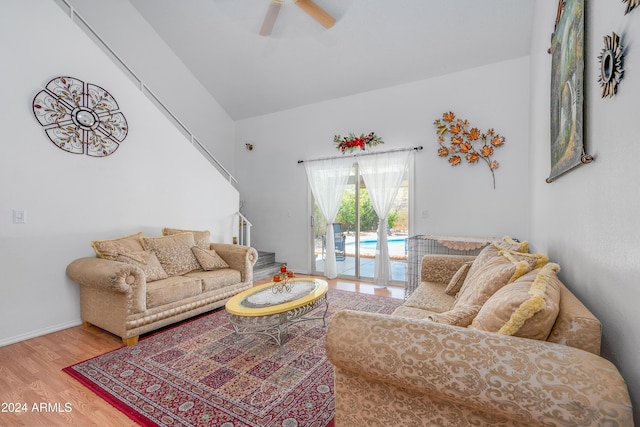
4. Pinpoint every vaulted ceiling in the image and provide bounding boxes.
[130,0,535,120]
